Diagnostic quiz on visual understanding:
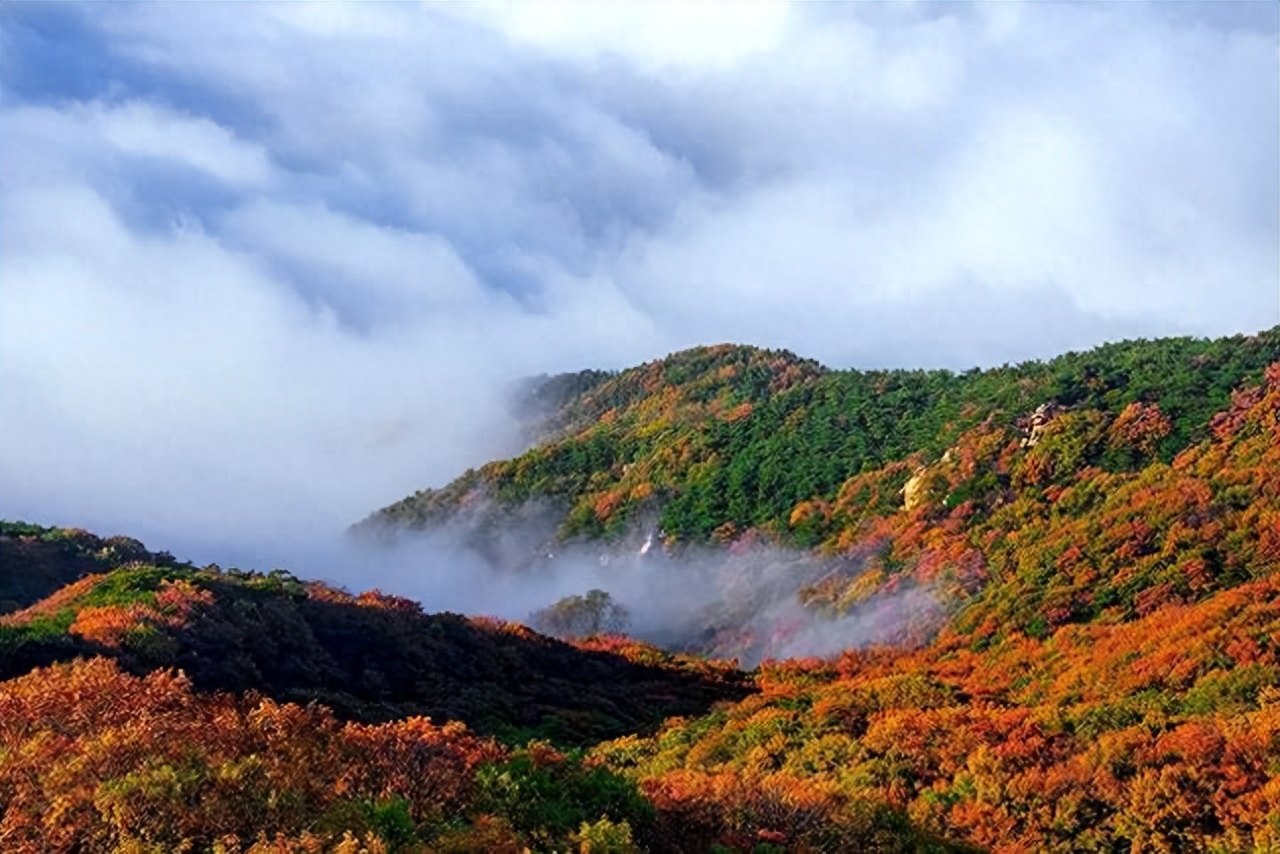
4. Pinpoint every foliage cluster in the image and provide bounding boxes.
[531,589,631,640]
[0,657,660,853]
